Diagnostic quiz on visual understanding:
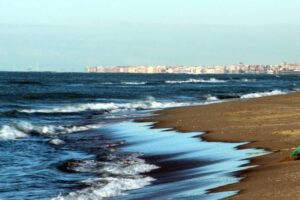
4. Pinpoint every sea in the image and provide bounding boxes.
[0,72,299,200]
